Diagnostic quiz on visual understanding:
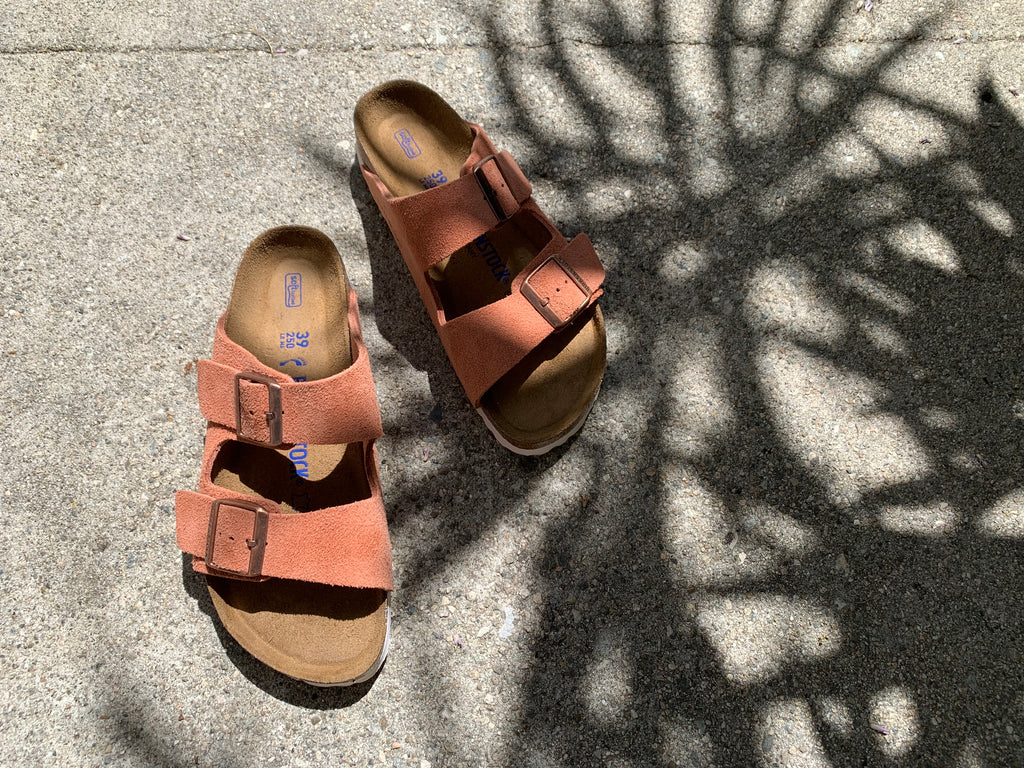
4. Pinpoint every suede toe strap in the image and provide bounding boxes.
[439,232,605,406]
[175,490,393,590]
